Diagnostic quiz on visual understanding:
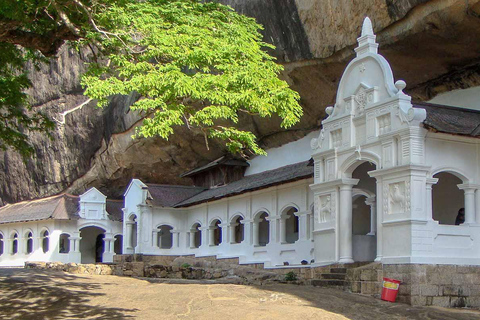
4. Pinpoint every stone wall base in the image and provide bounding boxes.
[25,261,115,275]
[347,263,480,308]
